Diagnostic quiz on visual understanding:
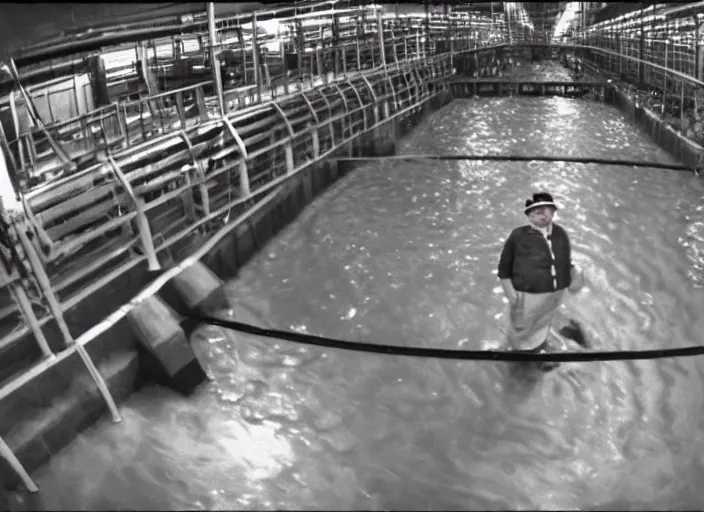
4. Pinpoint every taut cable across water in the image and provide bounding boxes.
[189,313,704,362]
[335,154,694,172]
